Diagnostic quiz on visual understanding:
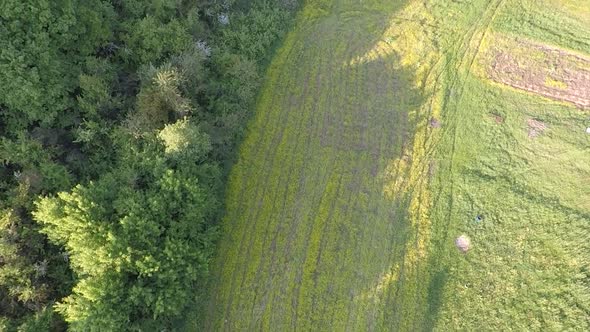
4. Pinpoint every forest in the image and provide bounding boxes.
[0,0,298,330]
